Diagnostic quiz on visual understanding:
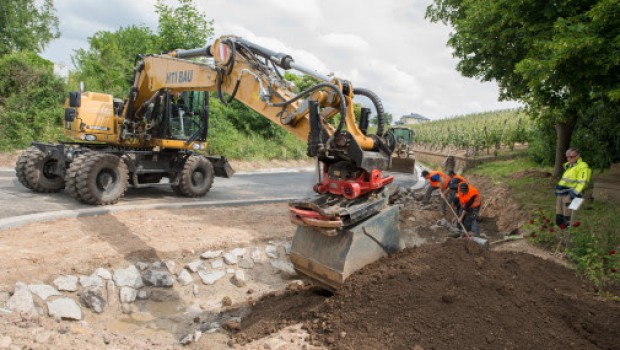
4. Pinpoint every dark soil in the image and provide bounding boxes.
[234,241,620,350]
[510,170,553,179]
